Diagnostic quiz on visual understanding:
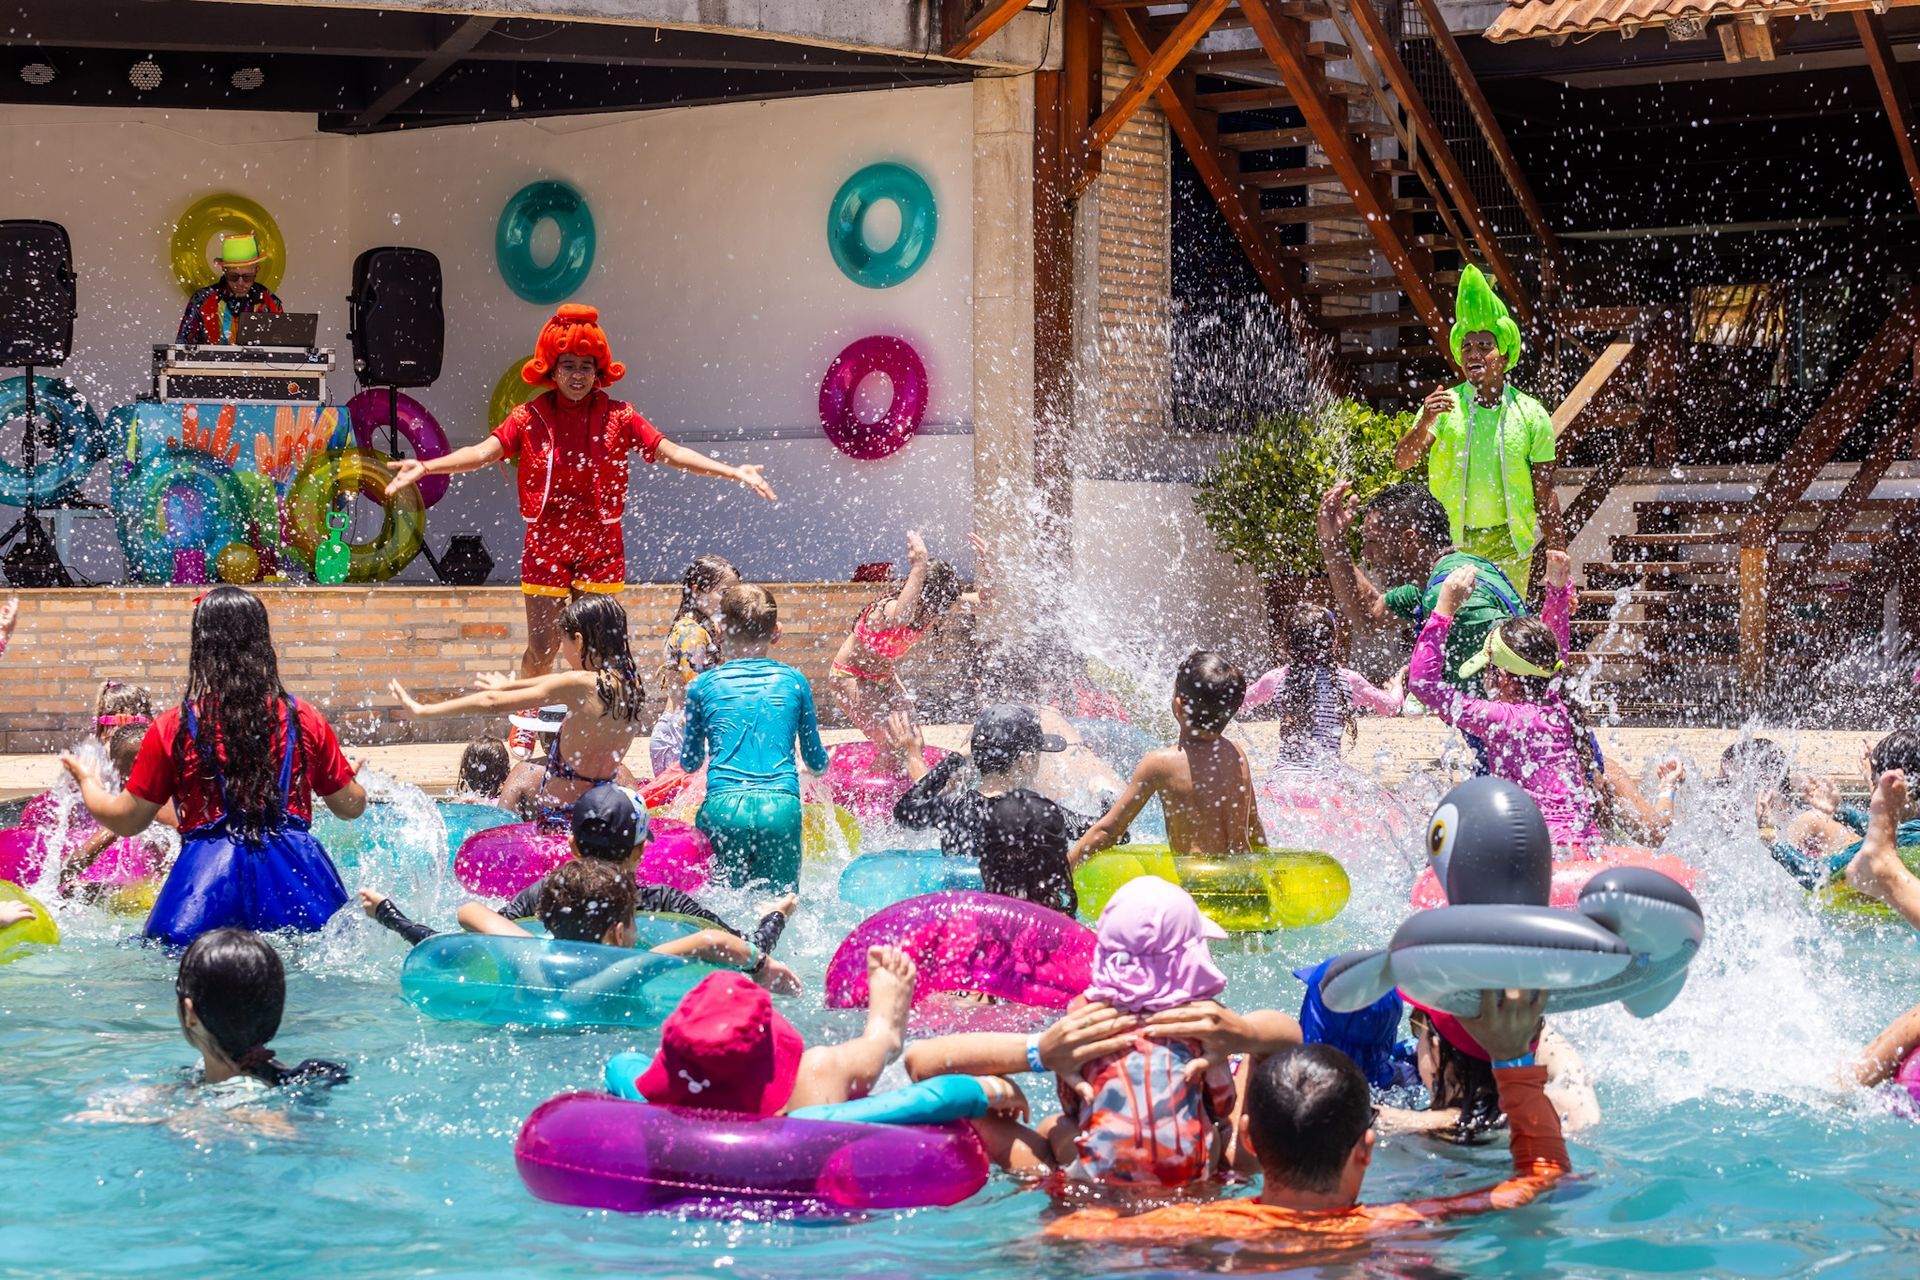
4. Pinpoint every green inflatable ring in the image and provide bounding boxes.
[0,376,105,507]
[111,446,251,584]
[496,181,594,304]
[1819,846,1920,919]
[284,446,425,583]
[0,880,59,965]
[1074,845,1351,933]
[827,162,938,289]
[488,355,541,430]
[169,192,285,297]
